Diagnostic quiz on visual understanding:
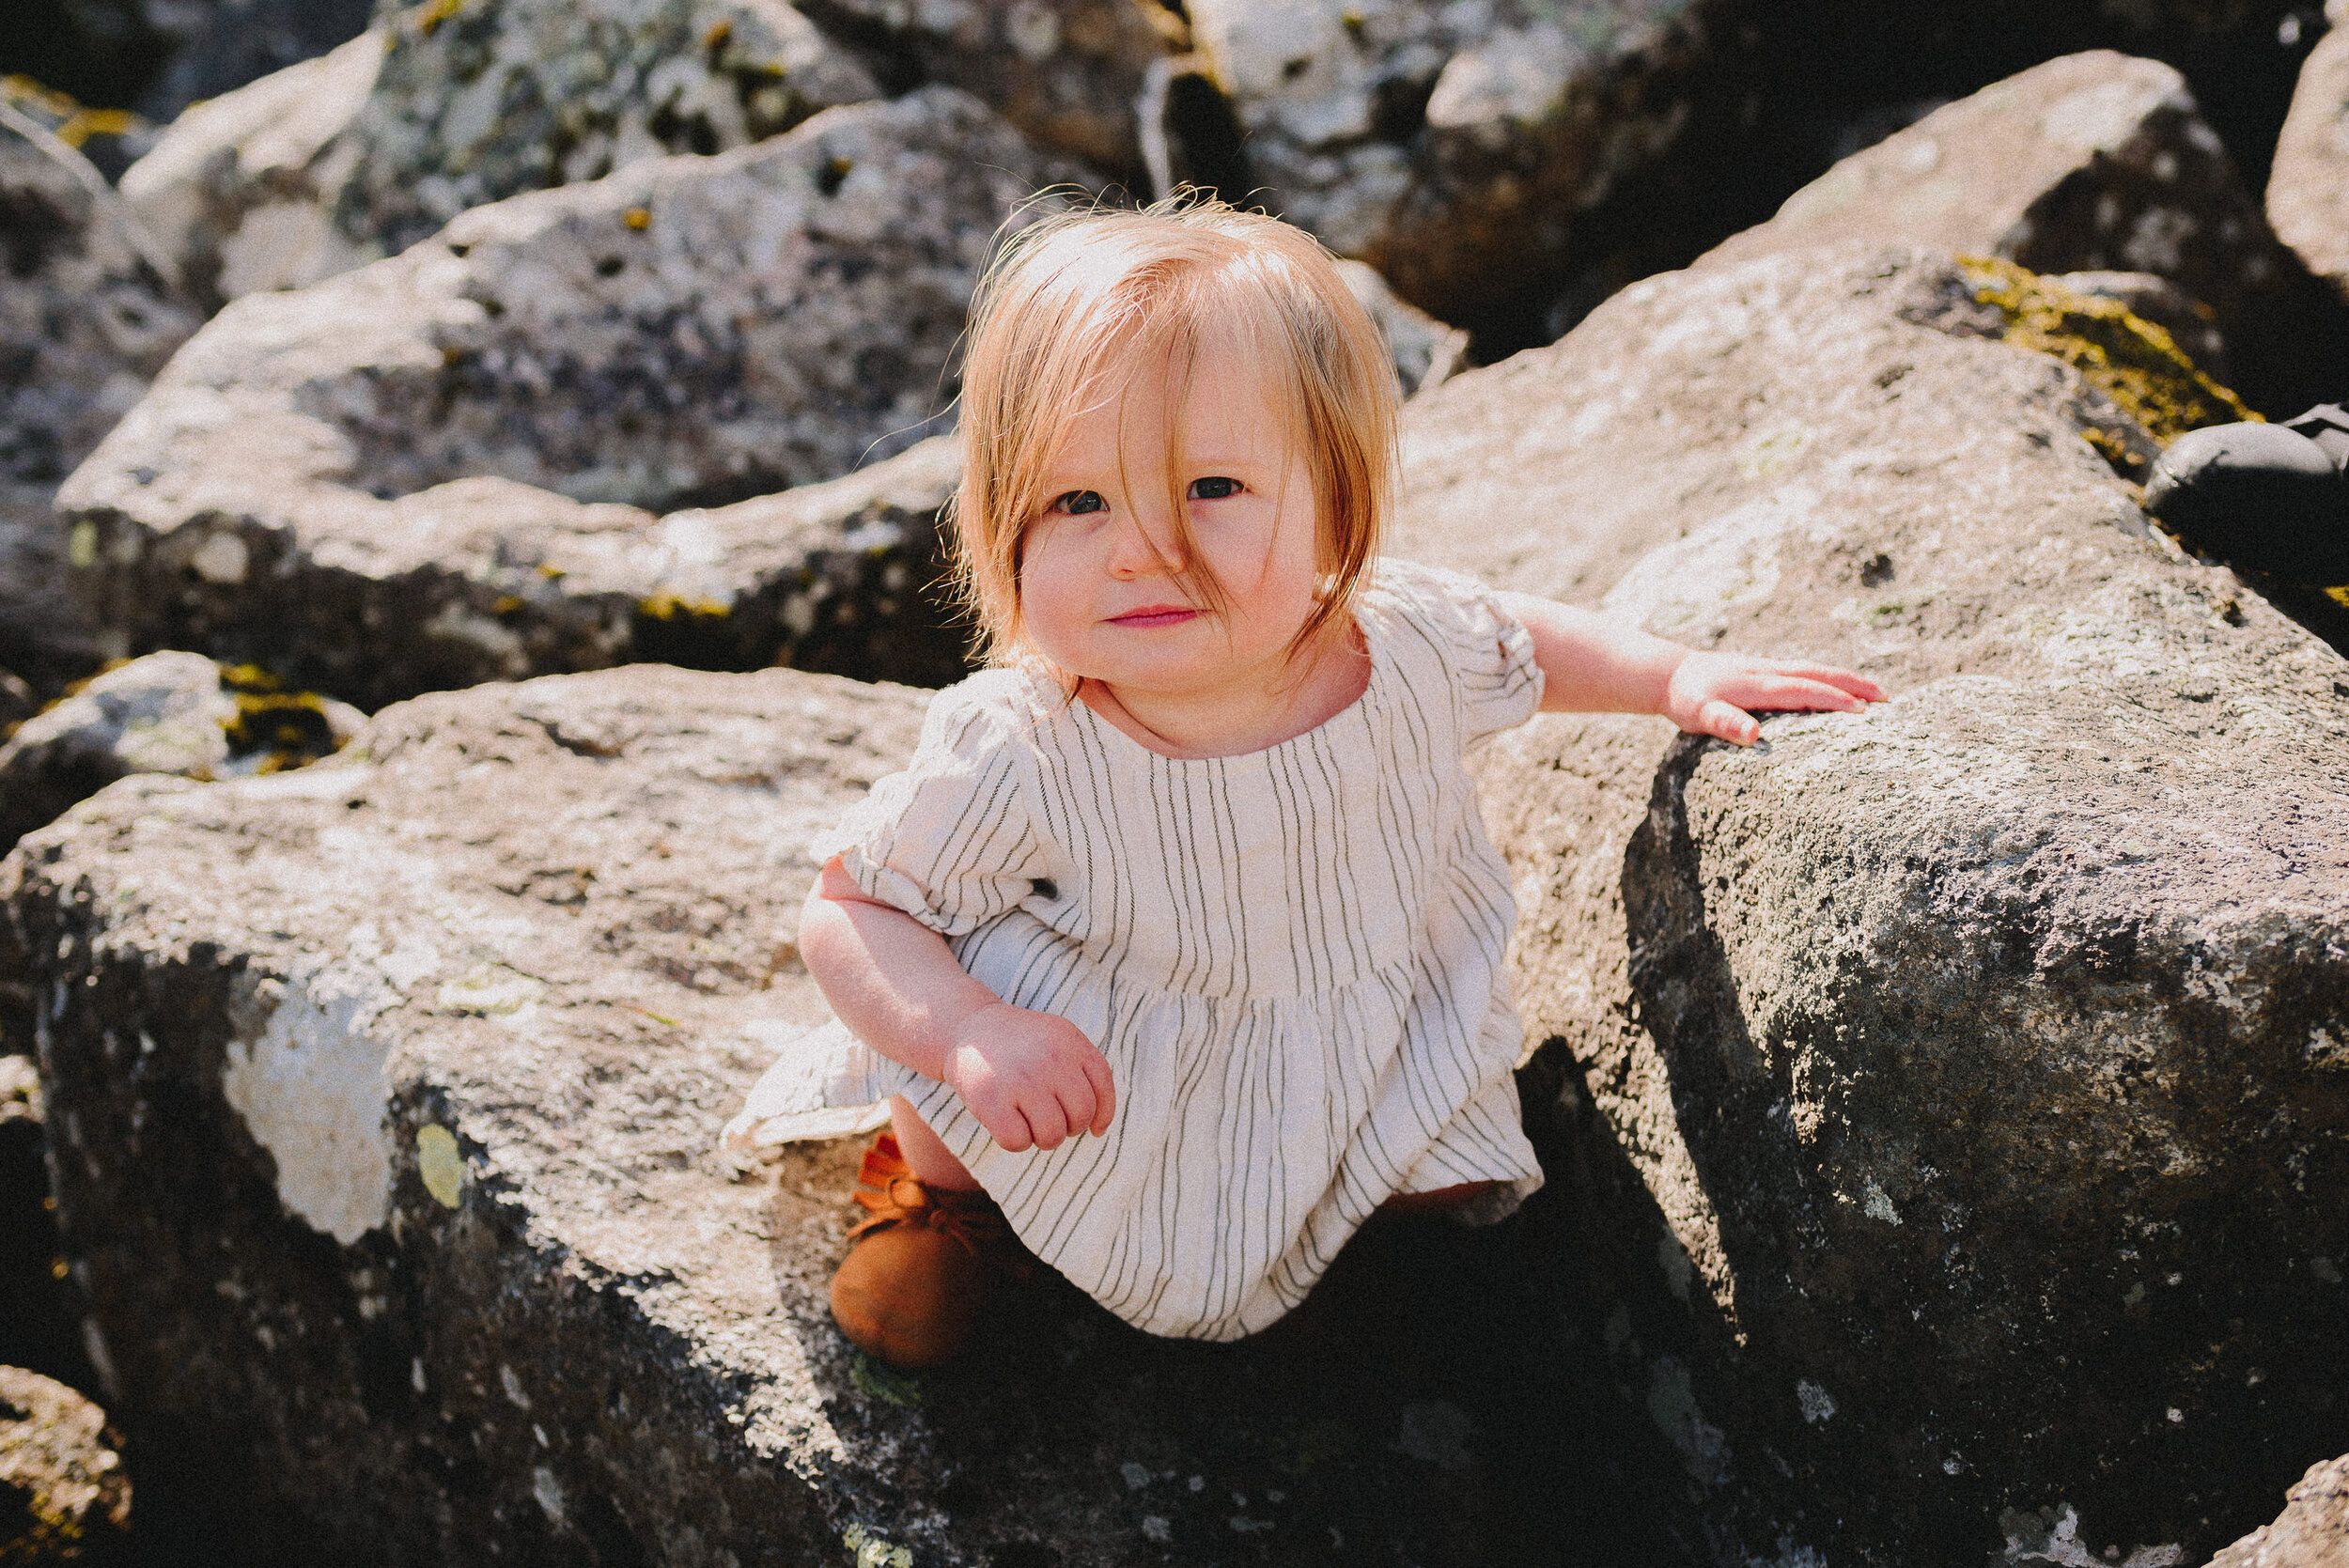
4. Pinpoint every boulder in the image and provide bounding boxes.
[334,0,885,261]
[117,30,386,312]
[2054,270,2232,388]
[1700,49,2348,415]
[1180,0,1716,335]
[2207,1455,2349,1568]
[0,652,363,854]
[0,1366,130,1563]
[2267,0,2349,311]
[0,661,1696,1565]
[0,133,200,695]
[798,0,1178,183]
[1391,242,2349,1563]
[59,89,1077,708]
